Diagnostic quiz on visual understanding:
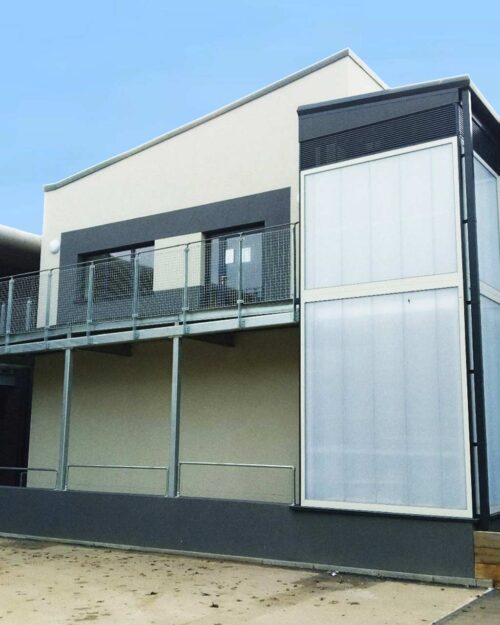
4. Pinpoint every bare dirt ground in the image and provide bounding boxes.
[0,537,484,624]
